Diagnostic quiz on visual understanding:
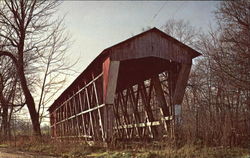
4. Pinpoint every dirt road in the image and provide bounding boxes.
[0,148,56,158]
